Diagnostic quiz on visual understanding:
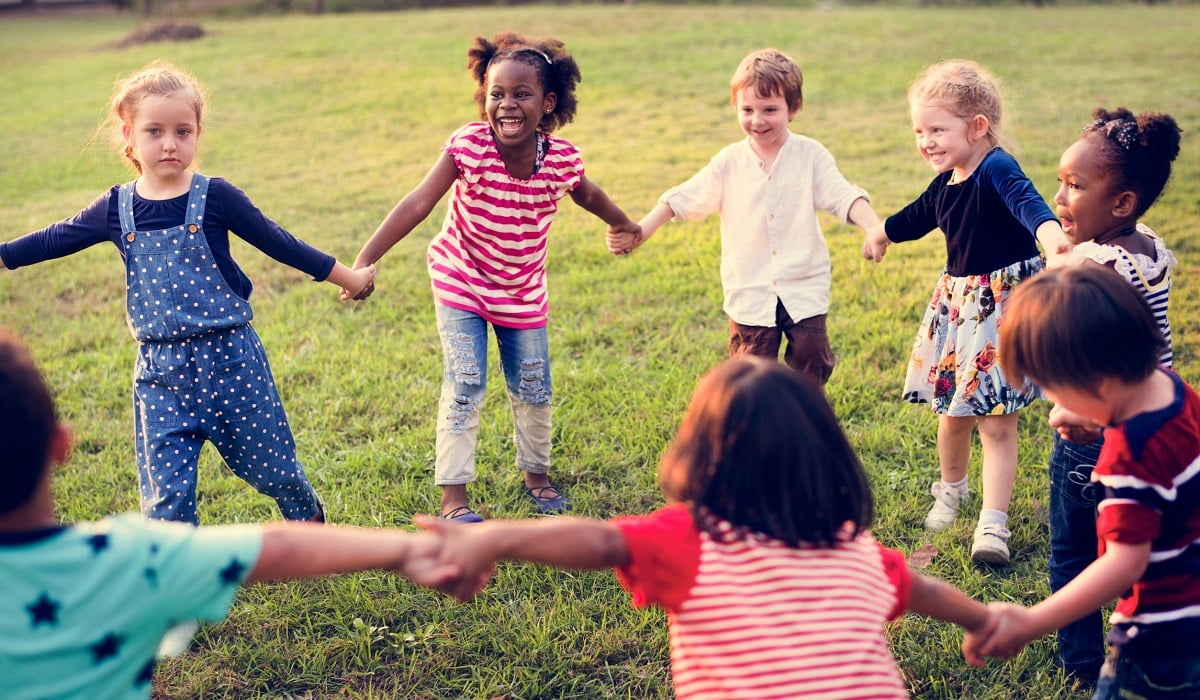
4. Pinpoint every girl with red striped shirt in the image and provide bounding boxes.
[422,358,996,698]
[349,32,640,524]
